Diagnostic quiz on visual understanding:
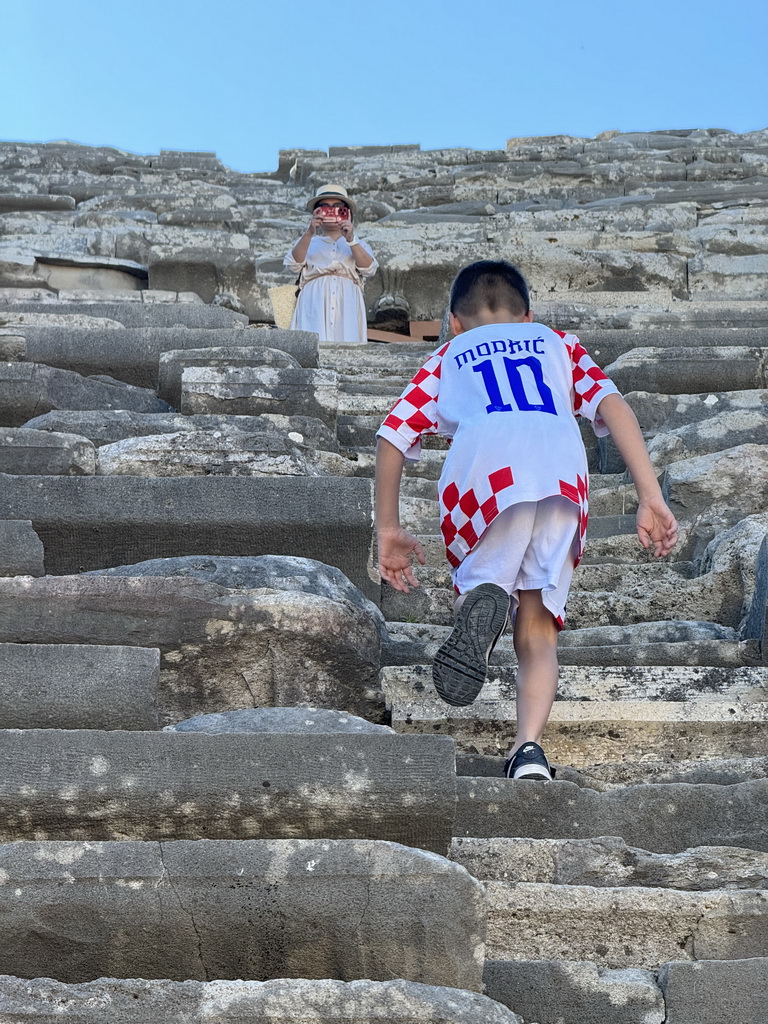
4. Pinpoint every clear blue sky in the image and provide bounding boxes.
[2,0,766,173]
